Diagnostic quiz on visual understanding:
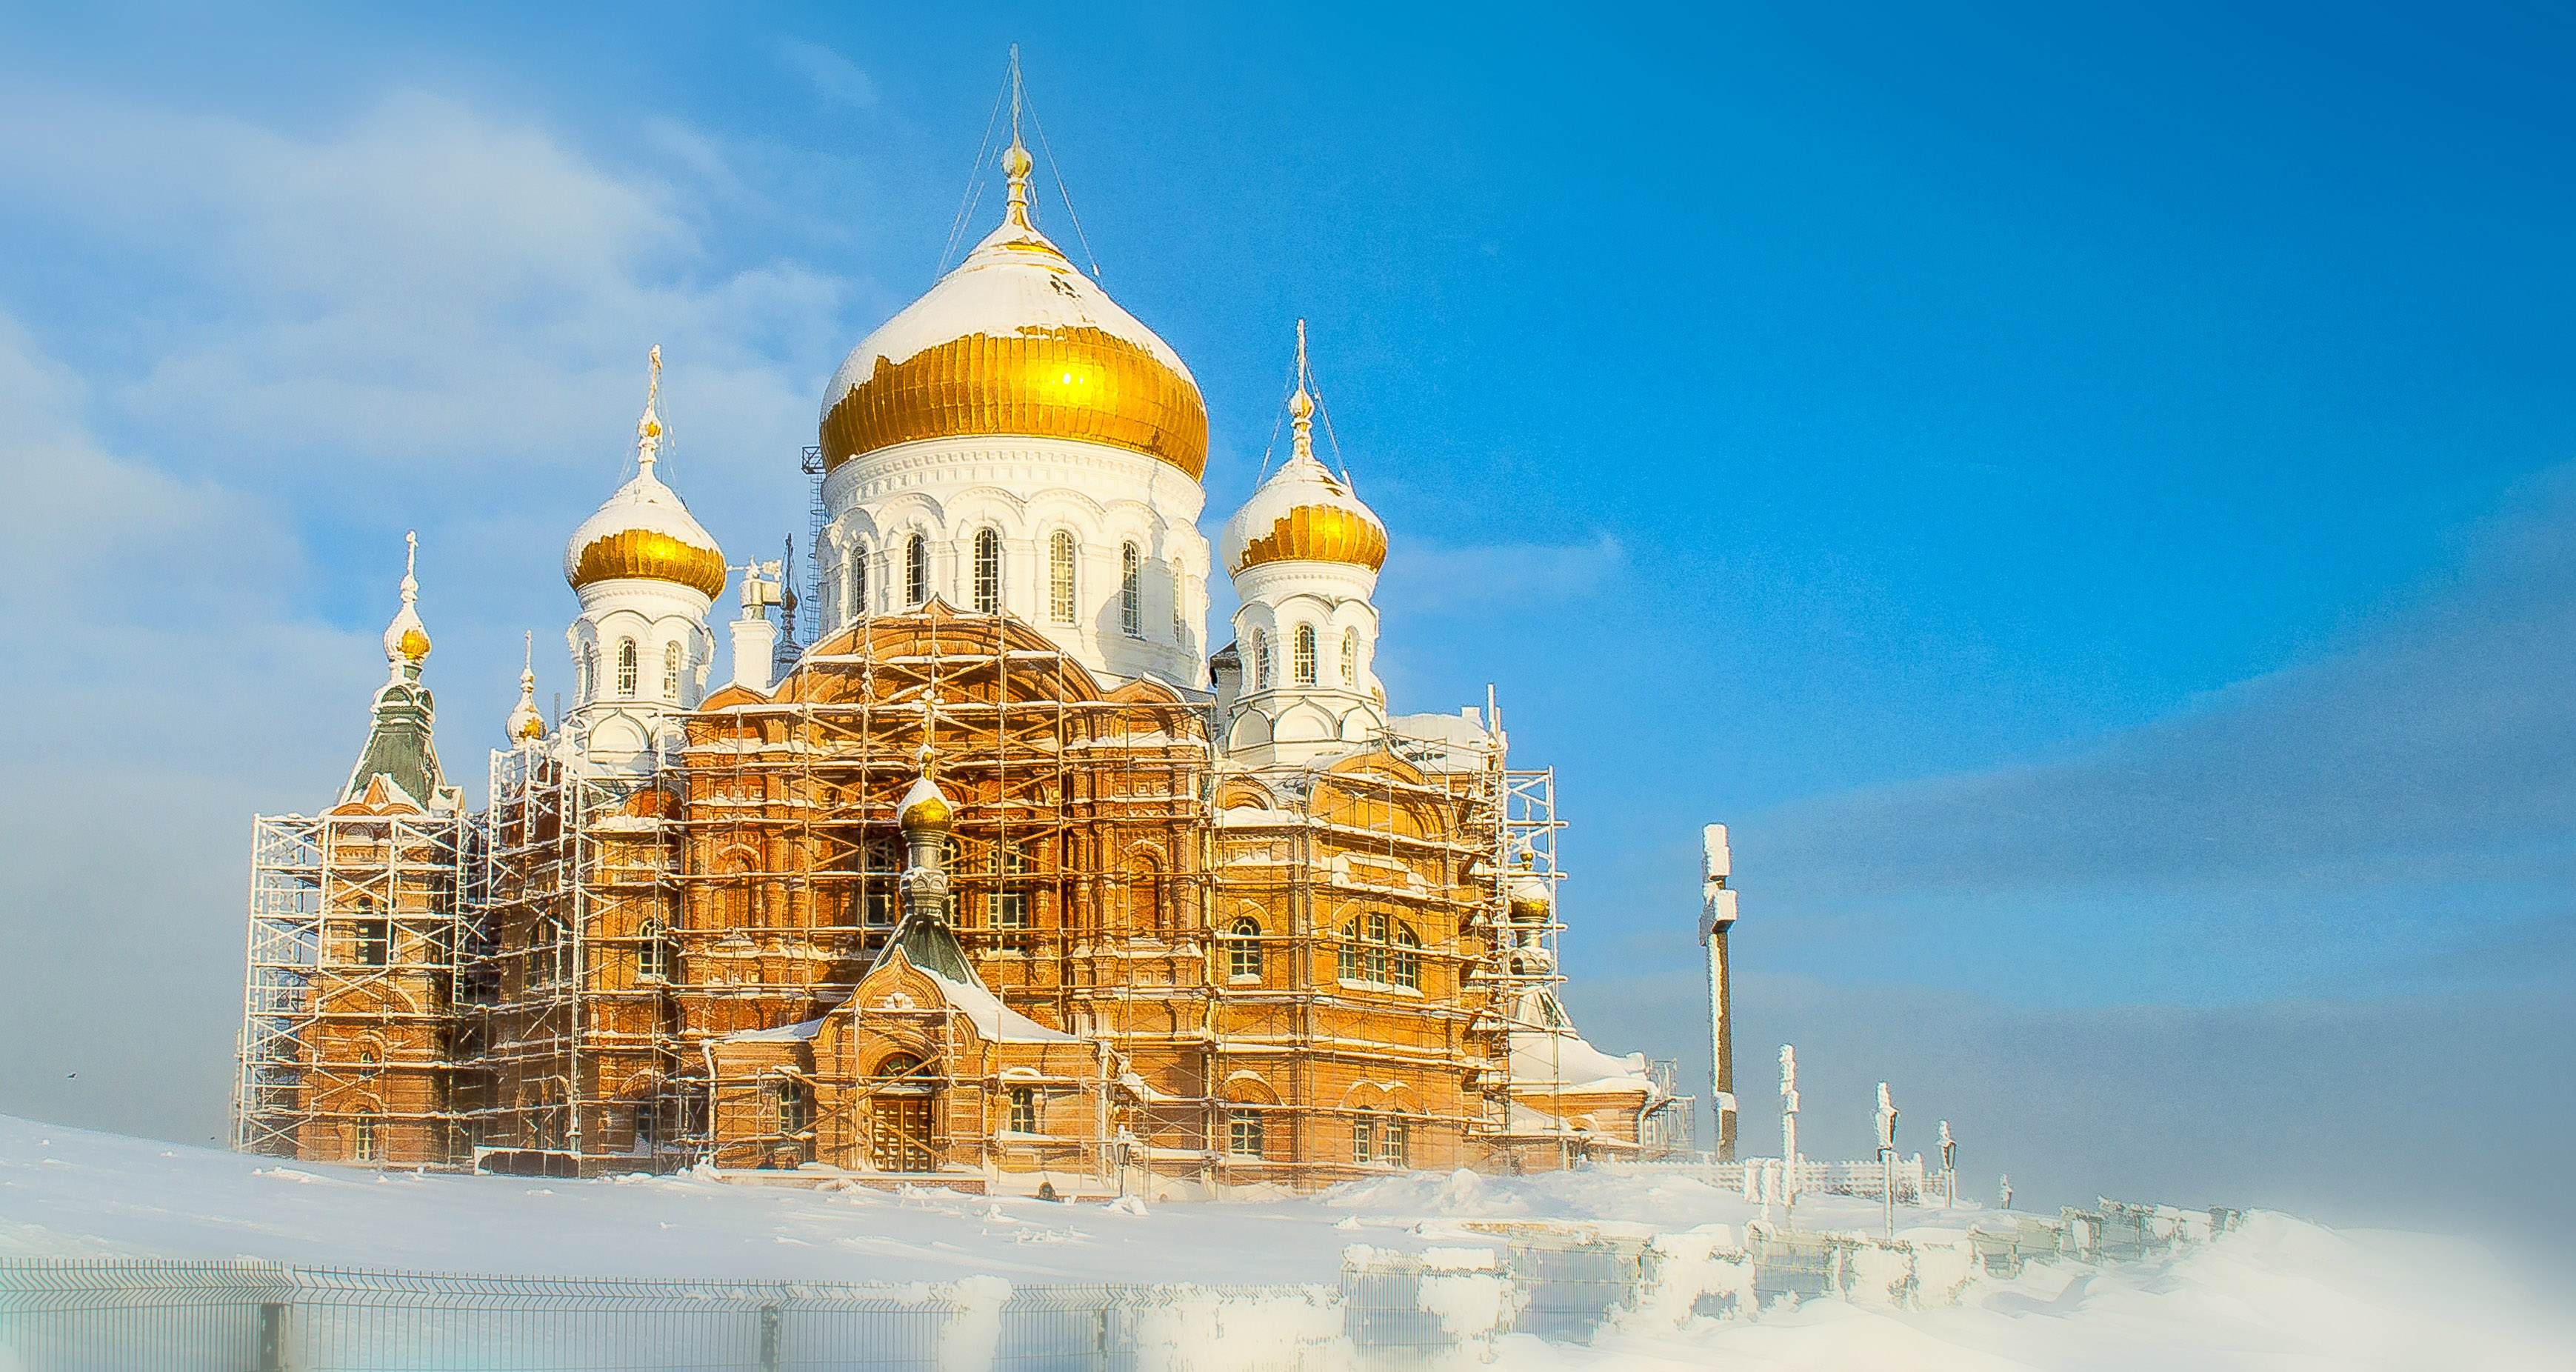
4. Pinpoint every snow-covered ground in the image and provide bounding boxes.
[1,1113,2567,1369]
